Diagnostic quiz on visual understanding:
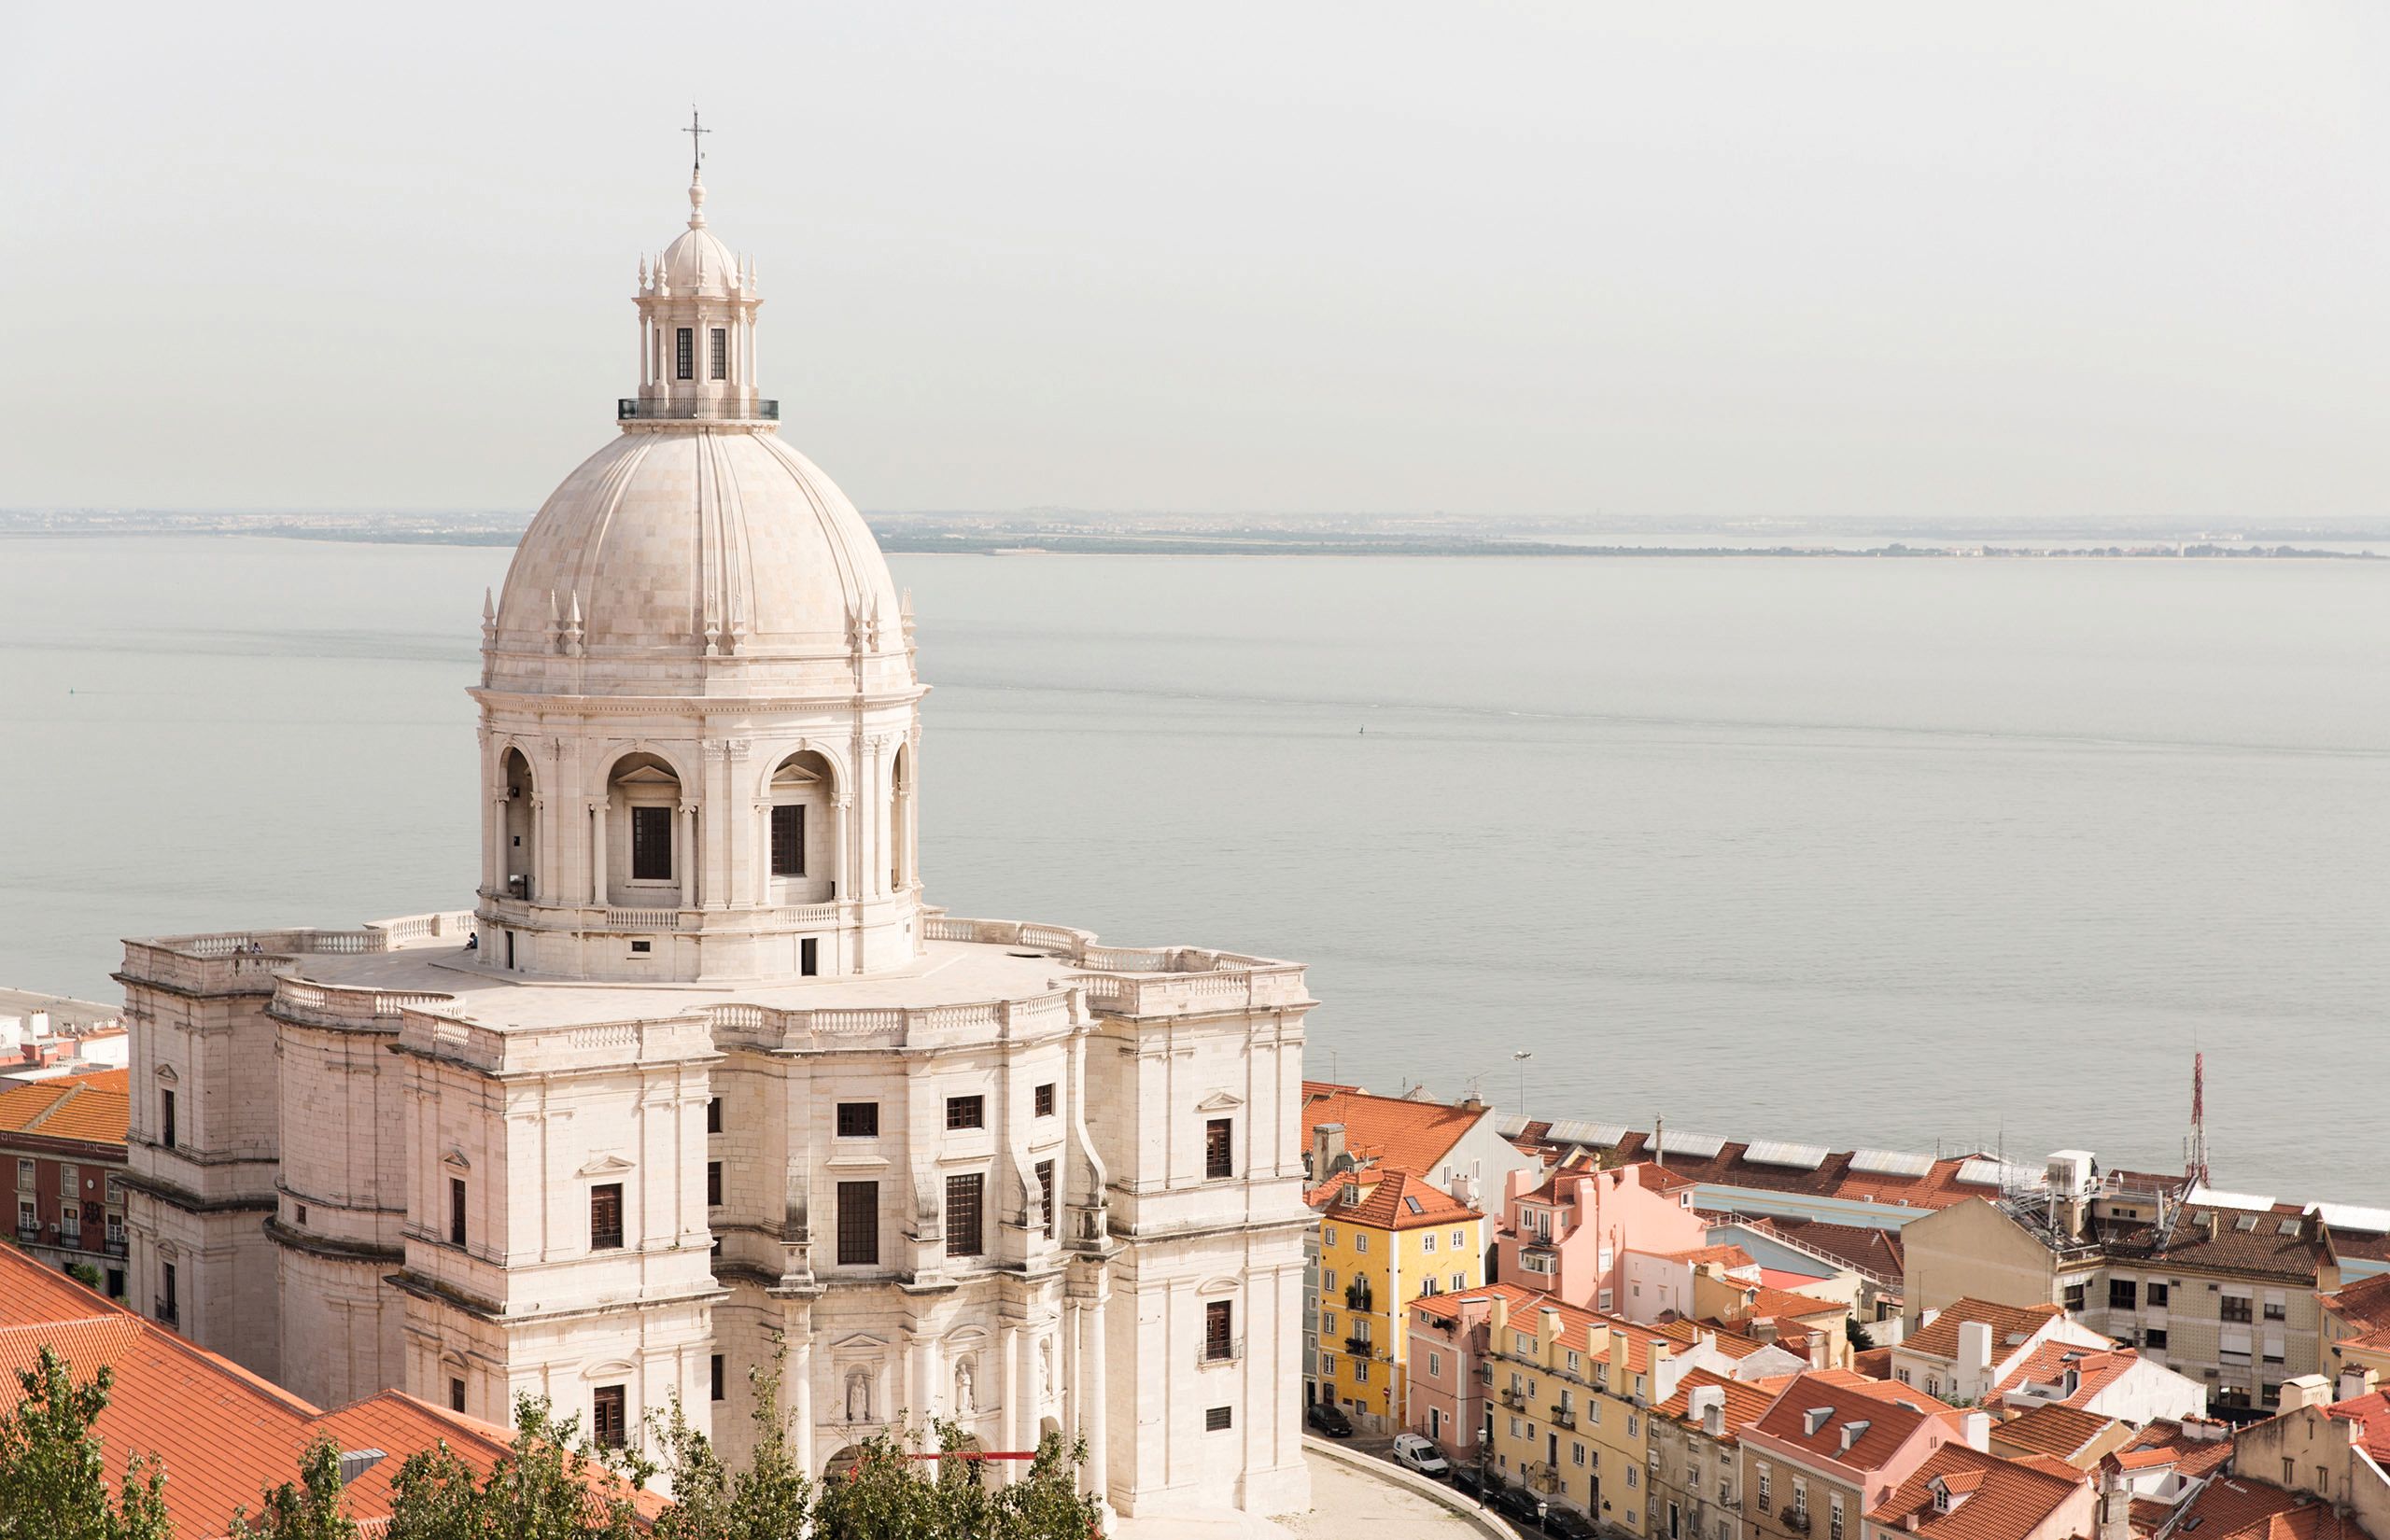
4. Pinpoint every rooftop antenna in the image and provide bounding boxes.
[2186,1050,2211,1193]
[1654,1113,1666,1170]
[683,106,710,174]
